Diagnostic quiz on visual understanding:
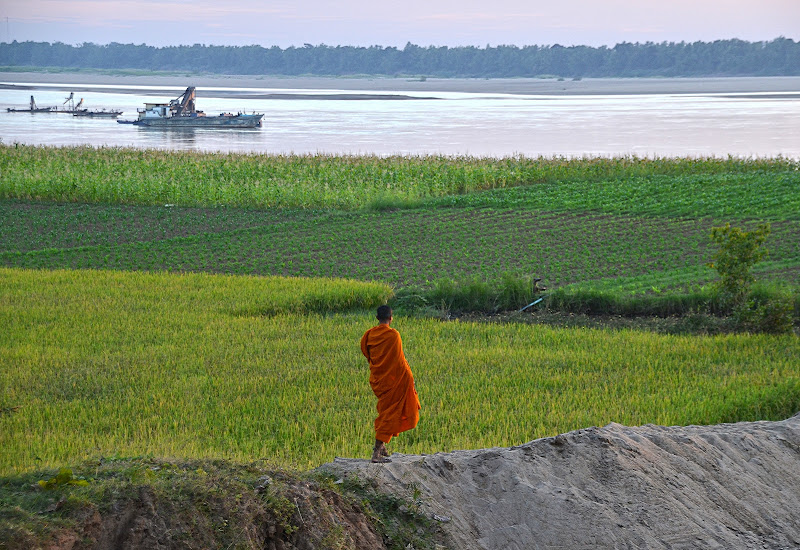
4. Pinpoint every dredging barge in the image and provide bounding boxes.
[63,92,122,117]
[7,95,55,113]
[118,86,263,128]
